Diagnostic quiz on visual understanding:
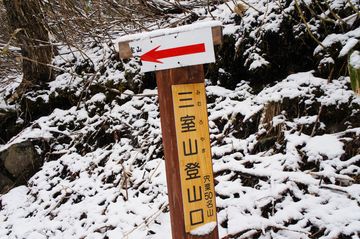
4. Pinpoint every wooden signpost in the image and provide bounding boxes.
[118,22,222,239]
